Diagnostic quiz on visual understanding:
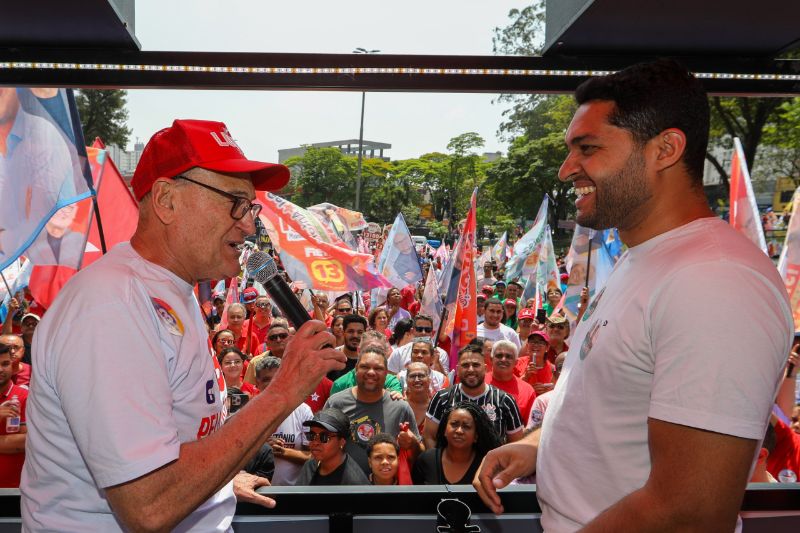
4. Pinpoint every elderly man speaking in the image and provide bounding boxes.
[21,119,346,532]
